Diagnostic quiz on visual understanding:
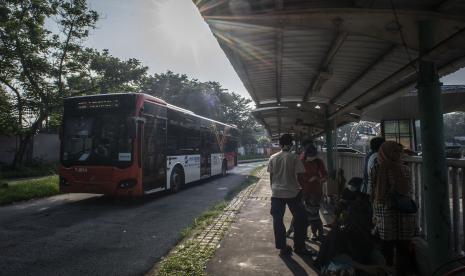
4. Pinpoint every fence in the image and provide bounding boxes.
[321,152,465,255]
